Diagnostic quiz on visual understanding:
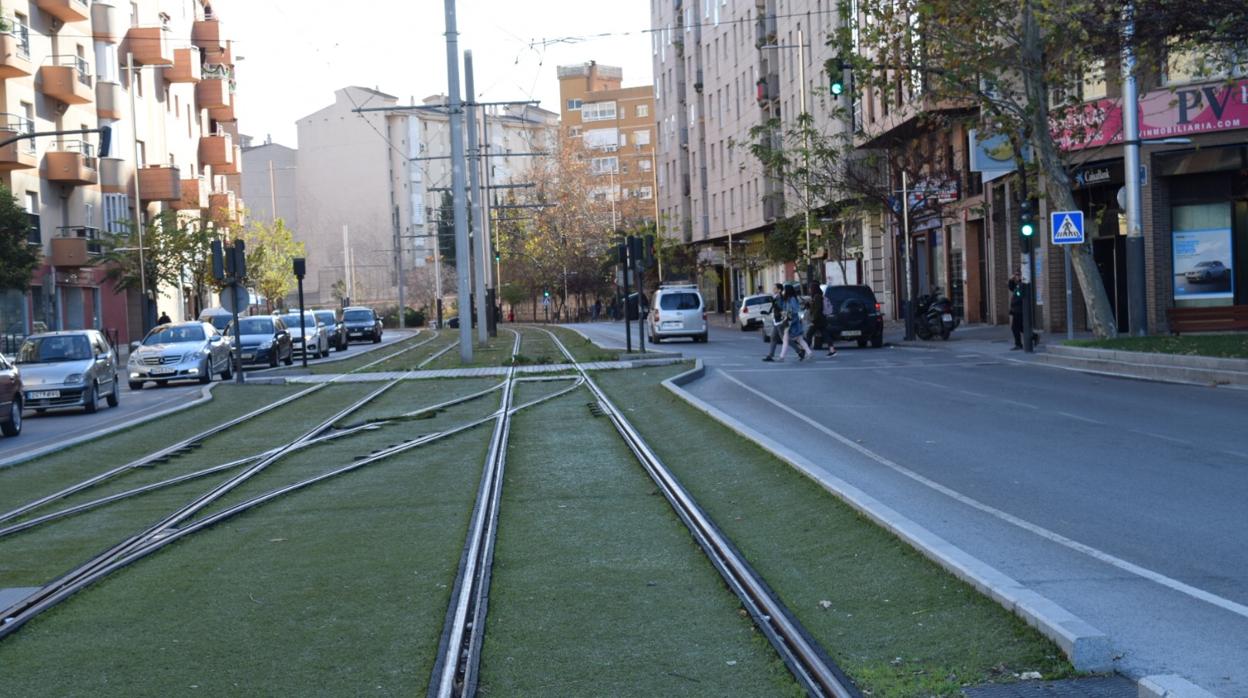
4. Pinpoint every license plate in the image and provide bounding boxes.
[661,321,679,329]
[242,353,254,361]
[841,330,861,338]
[151,367,176,375]
[28,390,59,399]
[941,313,953,322]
